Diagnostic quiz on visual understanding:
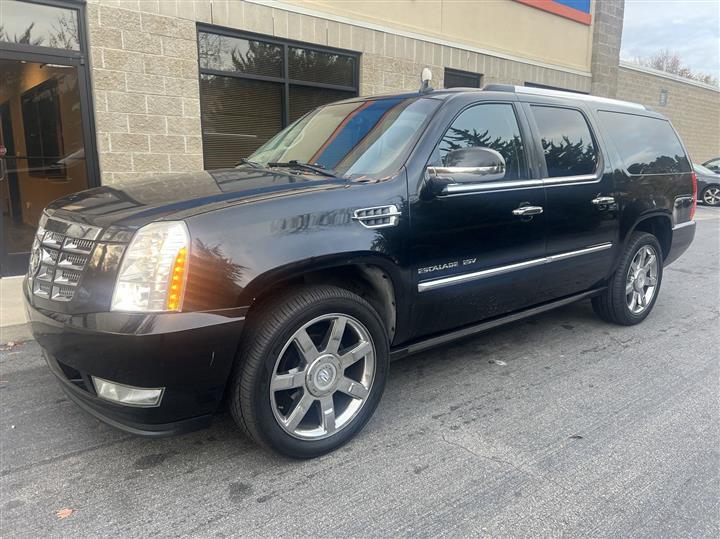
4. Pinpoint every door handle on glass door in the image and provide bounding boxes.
[512,206,543,216]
